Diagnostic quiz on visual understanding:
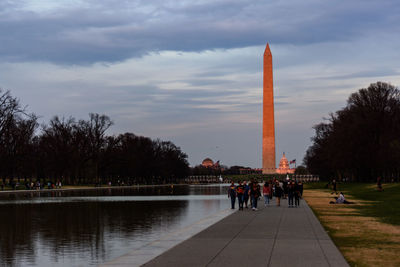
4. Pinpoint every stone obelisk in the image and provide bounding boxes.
[262,43,276,174]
